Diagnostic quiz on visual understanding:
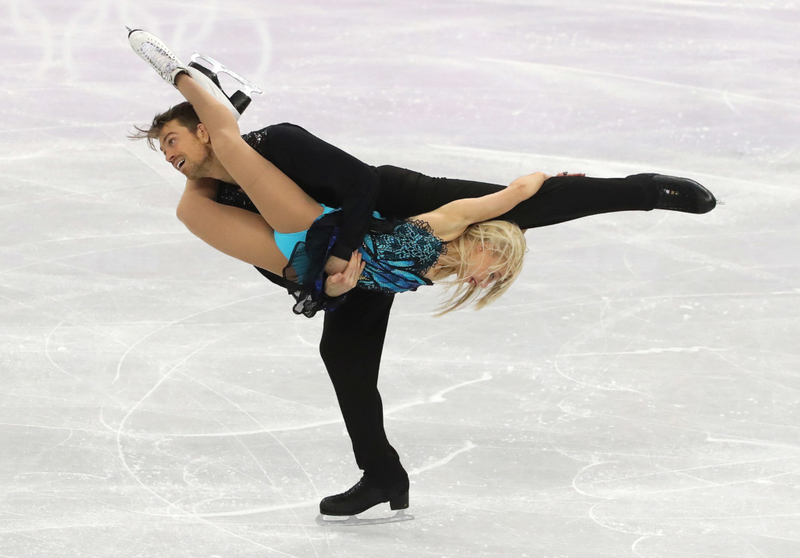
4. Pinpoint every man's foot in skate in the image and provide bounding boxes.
[630,173,719,214]
[317,475,413,525]
[127,28,259,120]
